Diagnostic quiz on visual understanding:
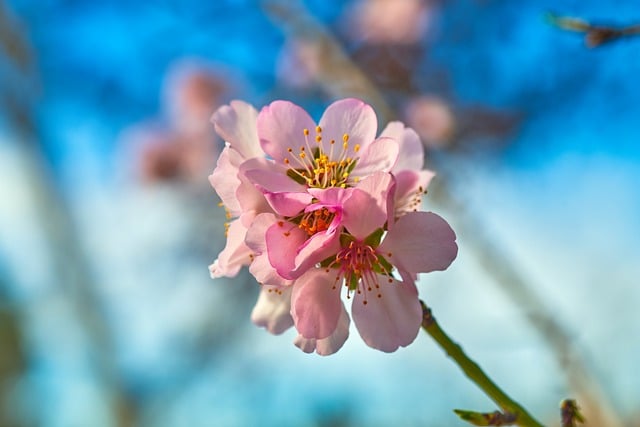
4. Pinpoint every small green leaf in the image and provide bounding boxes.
[286,168,307,185]
[364,227,384,247]
[453,409,517,426]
